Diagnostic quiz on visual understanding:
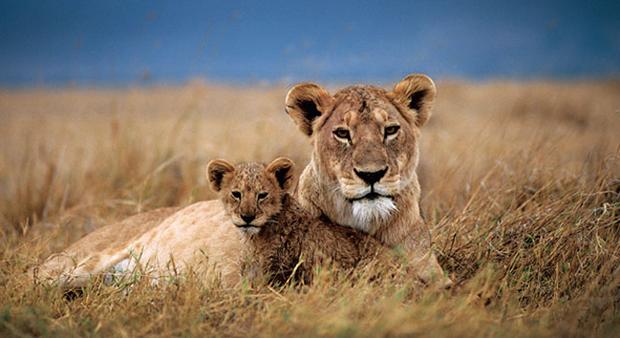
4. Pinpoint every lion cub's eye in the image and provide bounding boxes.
[333,128,351,142]
[384,125,400,139]
[231,191,241,200]
[257,192,268,201]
